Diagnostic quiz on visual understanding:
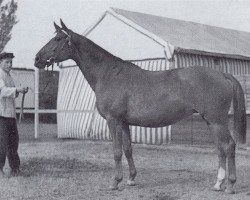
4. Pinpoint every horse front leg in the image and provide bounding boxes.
[122,123,137,186]
[107,118,123,190]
